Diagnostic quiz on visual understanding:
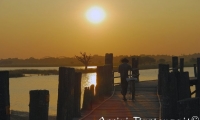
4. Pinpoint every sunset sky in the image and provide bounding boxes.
[0,0,200,59]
